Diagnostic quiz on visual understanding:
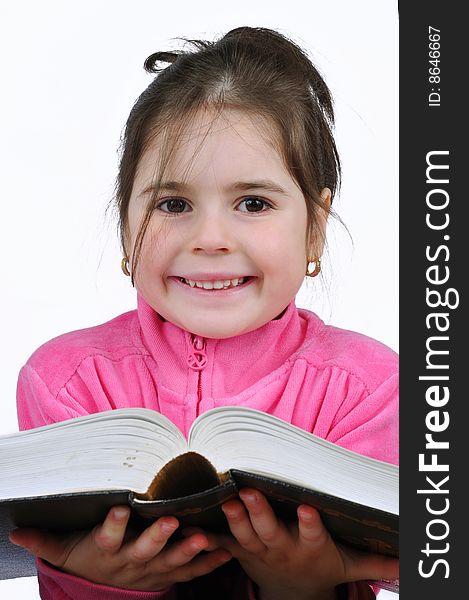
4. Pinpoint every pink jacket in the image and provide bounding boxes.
[16,295,398,599]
